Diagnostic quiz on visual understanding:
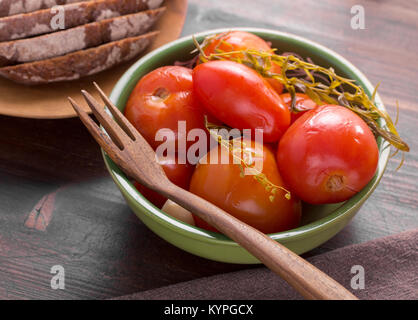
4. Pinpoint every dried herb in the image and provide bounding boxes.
[204,117,291,202]
[193,36,409,155]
